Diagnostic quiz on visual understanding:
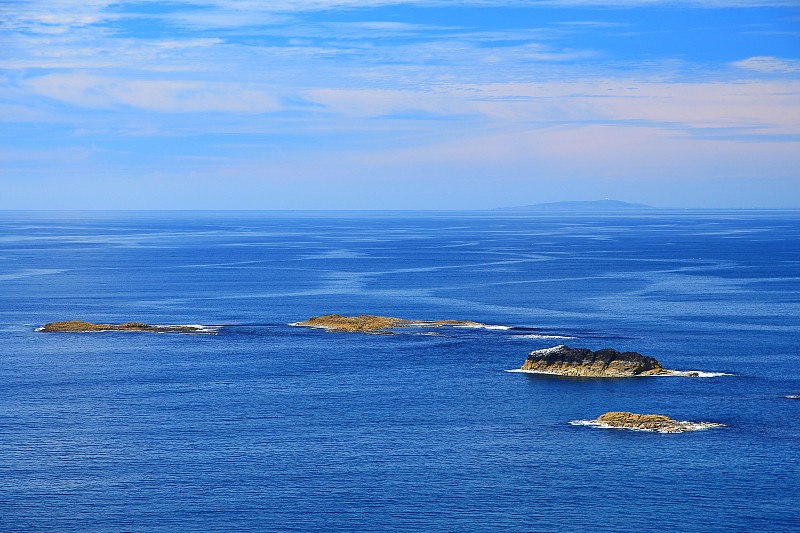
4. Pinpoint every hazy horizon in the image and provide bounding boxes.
[2,201,800,212]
